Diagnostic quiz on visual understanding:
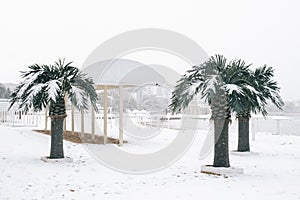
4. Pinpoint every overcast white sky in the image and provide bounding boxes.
[0,0,299,100]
